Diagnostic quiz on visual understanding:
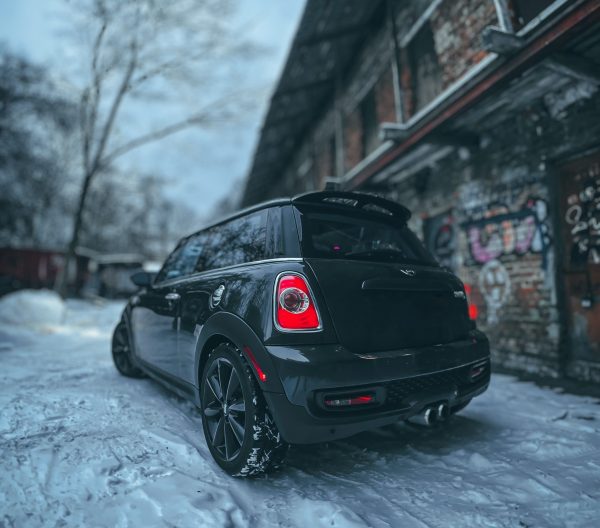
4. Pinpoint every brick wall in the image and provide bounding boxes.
[382,88,600,379]
[430,0,497,88]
